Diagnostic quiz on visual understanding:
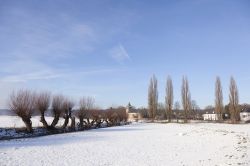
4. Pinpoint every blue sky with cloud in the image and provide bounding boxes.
[1,0,250,108]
